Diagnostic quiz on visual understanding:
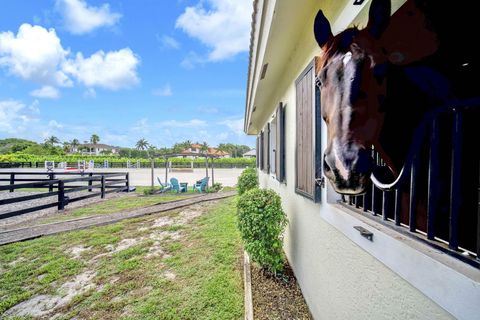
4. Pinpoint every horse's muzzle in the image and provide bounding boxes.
[323,149,373,195]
